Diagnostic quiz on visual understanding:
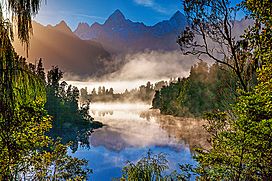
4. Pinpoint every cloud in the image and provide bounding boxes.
[71,13,106,21]
[134,0,154,6]
[133,0,169,14]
